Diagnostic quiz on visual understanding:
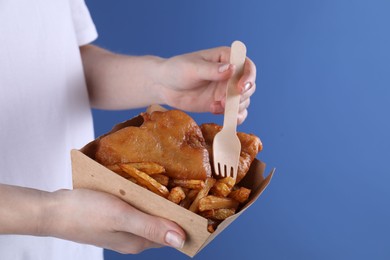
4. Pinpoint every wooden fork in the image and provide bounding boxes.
[212,41,247,181]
